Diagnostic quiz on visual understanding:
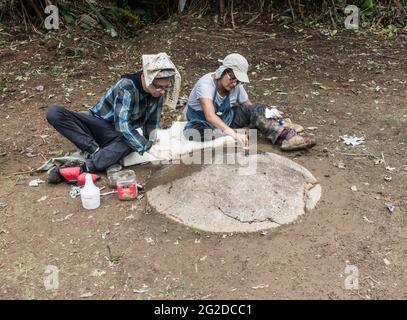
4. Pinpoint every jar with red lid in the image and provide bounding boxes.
[116,170,137,200]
